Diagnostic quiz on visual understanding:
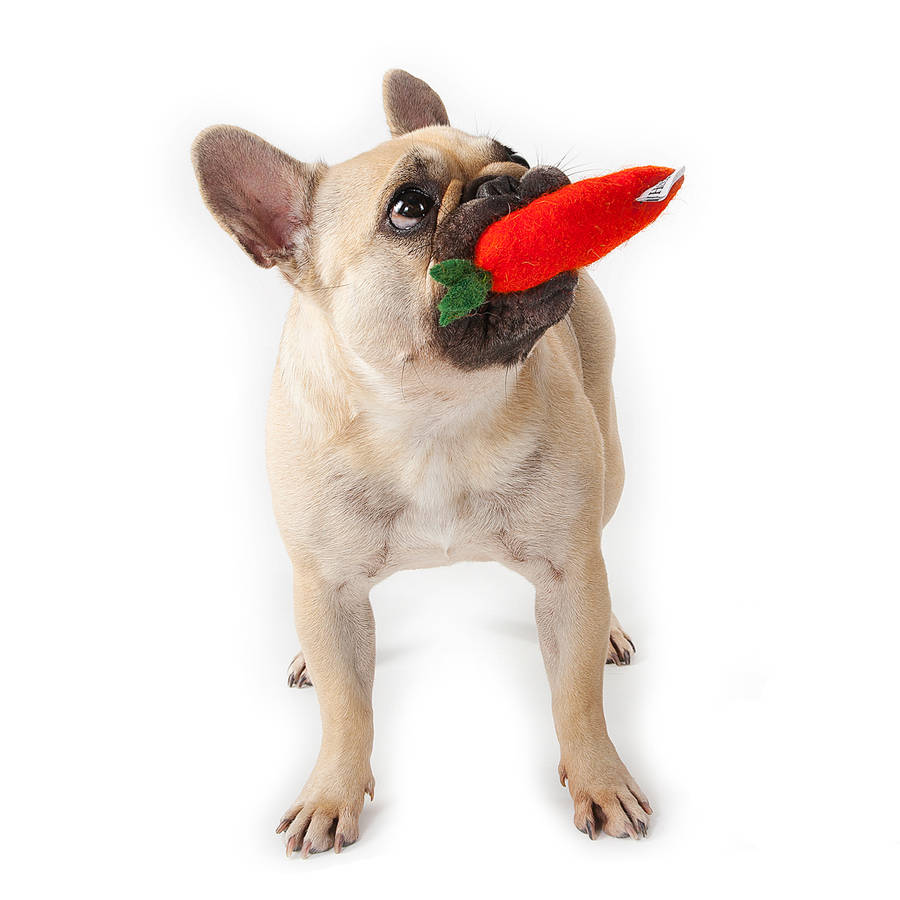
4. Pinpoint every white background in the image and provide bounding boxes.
[3,1,898,897]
